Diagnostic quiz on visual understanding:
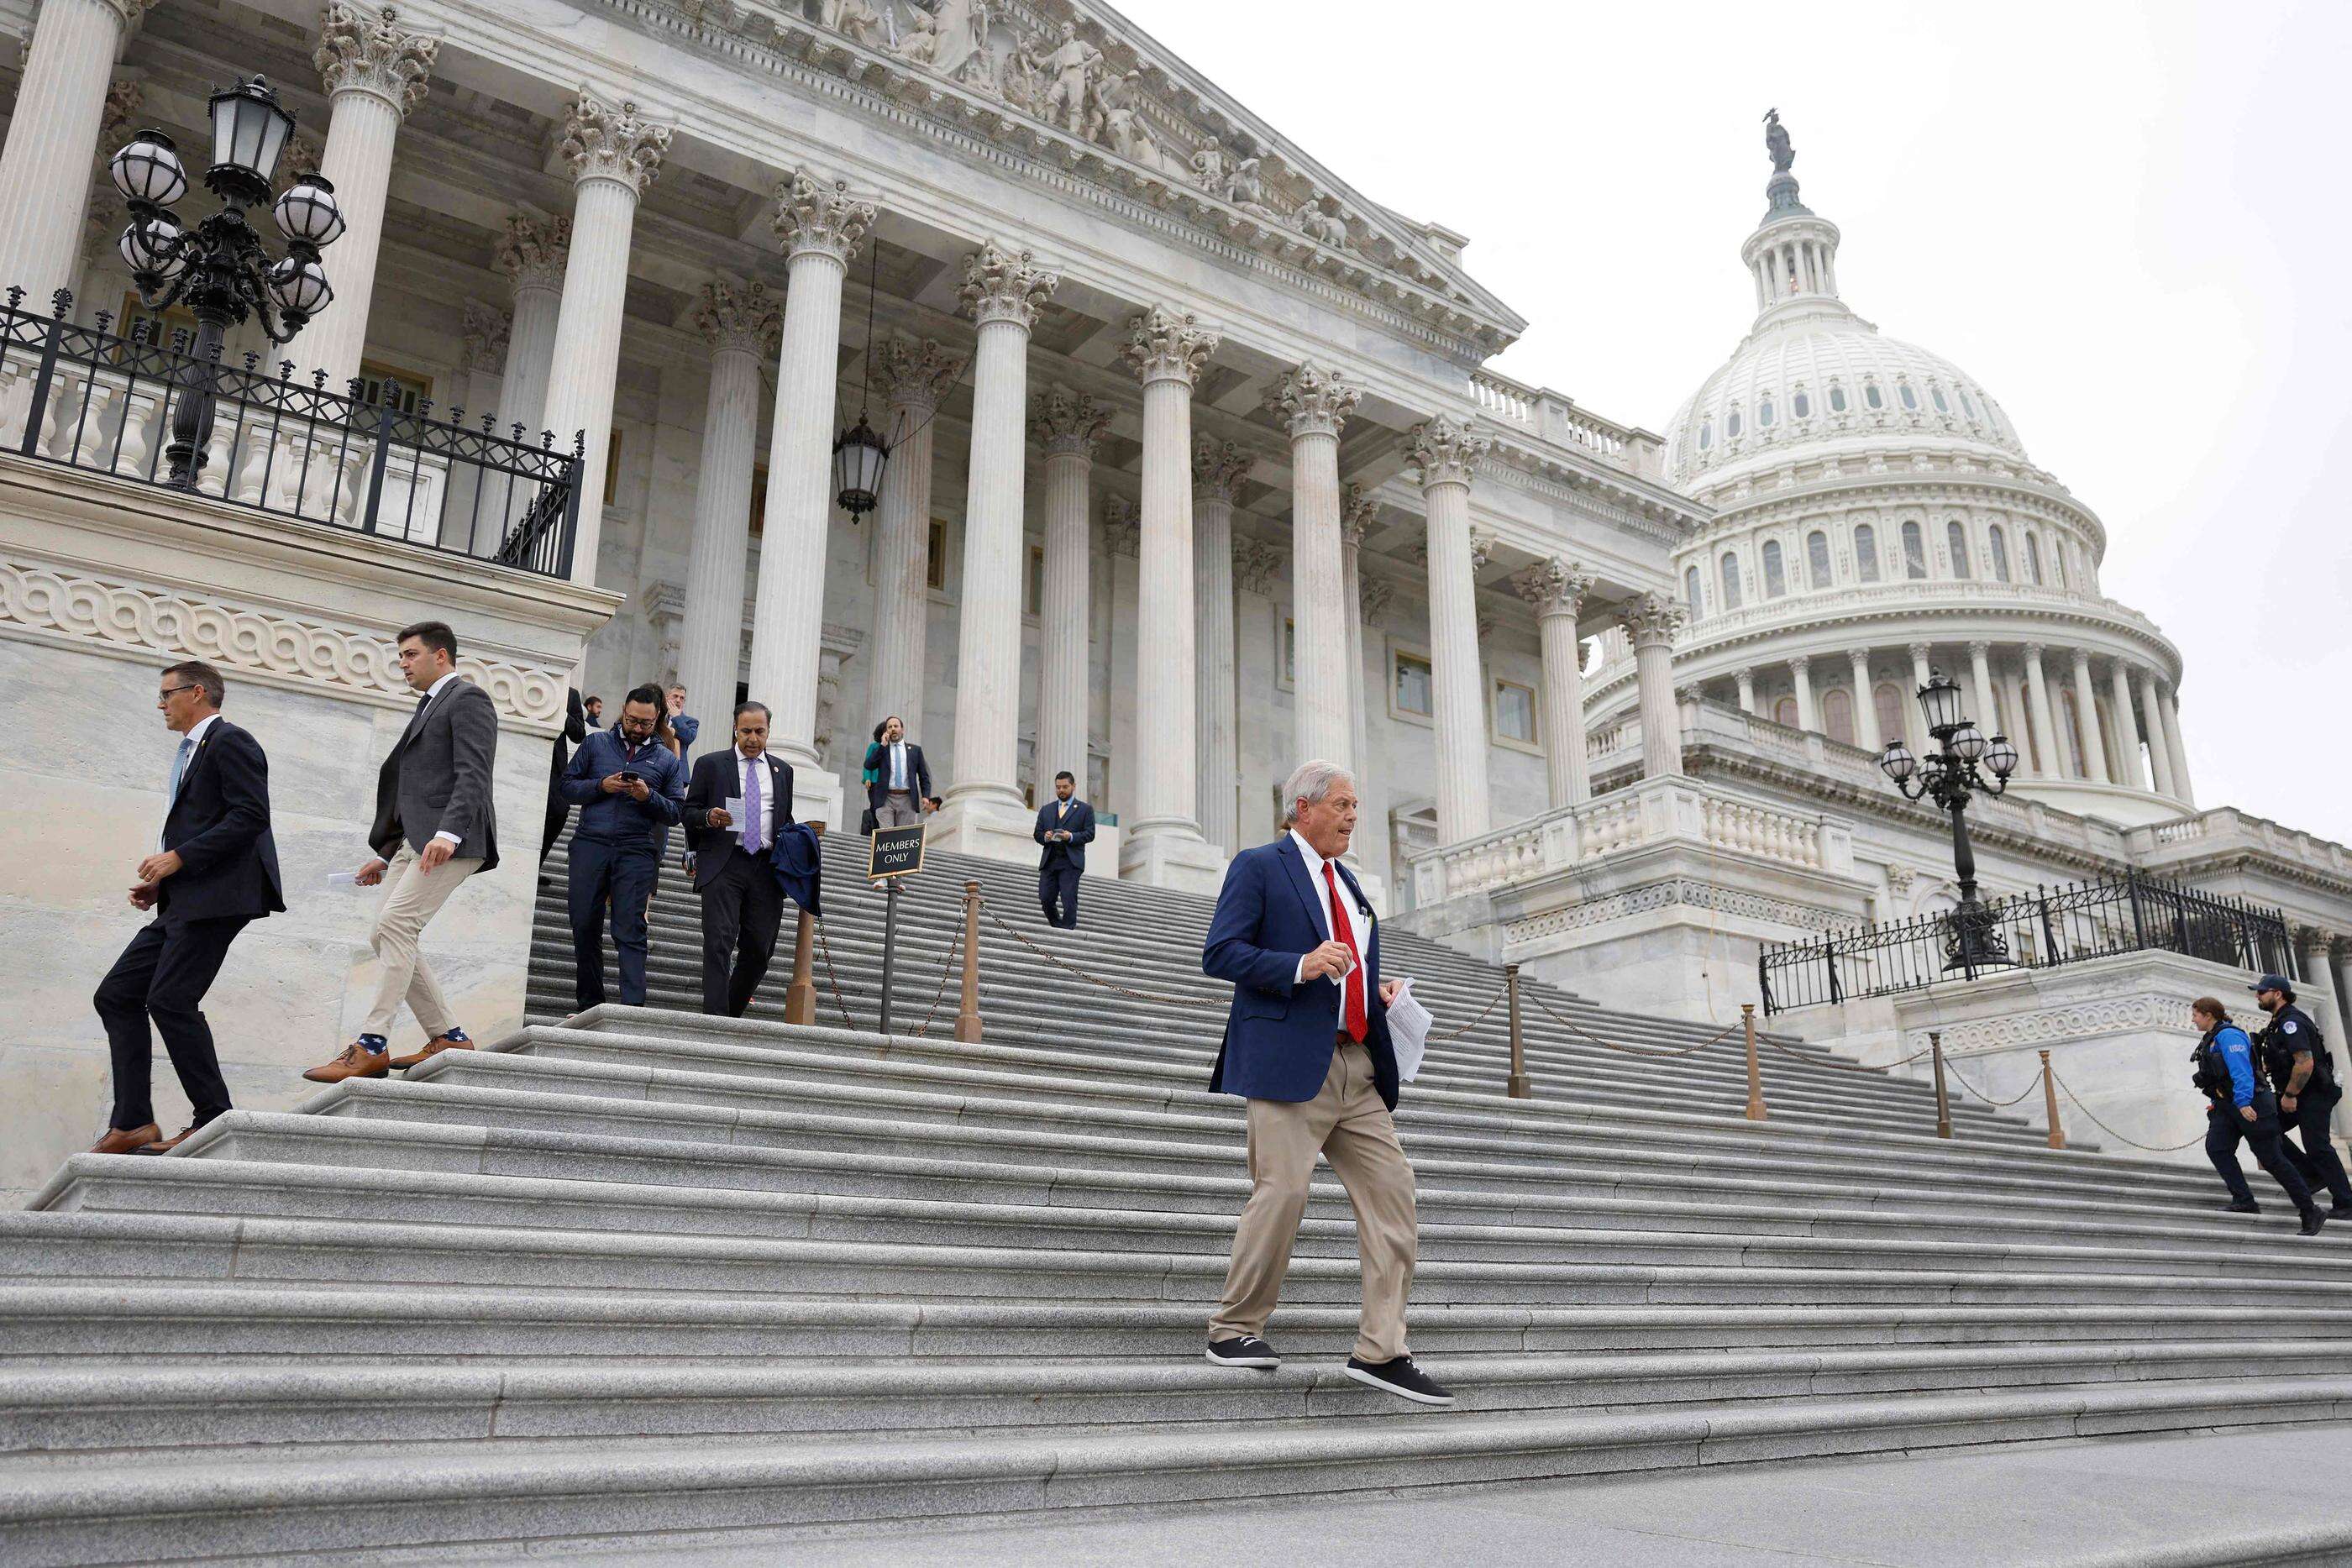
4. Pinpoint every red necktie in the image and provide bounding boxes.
[1323,860,1368,1042]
